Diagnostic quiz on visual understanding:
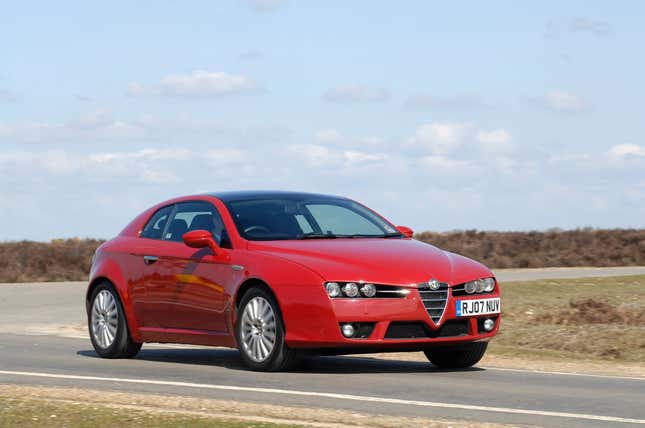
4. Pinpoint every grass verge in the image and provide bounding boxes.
[491,274,645,363]
[0,395,294,428]
[0,385,511,428]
